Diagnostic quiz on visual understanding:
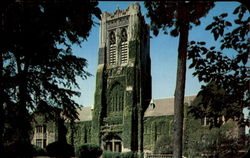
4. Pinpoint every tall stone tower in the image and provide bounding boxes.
[92,3,151,152]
